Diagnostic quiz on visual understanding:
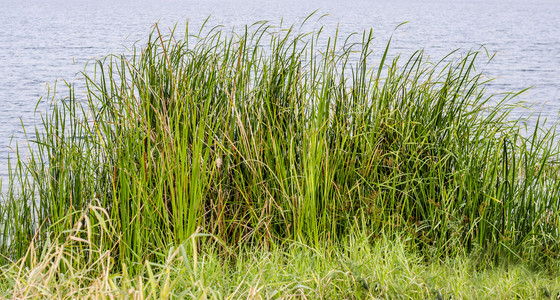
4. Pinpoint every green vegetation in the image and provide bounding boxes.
[2,224,559,299]
[1,17,559,297]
